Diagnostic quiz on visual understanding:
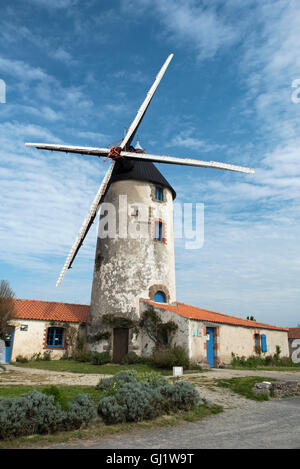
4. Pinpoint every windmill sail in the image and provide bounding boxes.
[119,151,255,174]
[26,143,254,174]
[122,53,173,148]
[56,161,116,286]
[26,53,255,286]
[54,54,174,285]
[25,143,110,157]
